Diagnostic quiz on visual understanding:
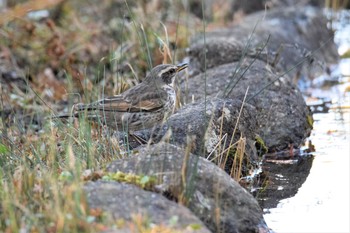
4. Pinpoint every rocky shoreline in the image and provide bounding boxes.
[82,4,338,233]
[0,2,340,233]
